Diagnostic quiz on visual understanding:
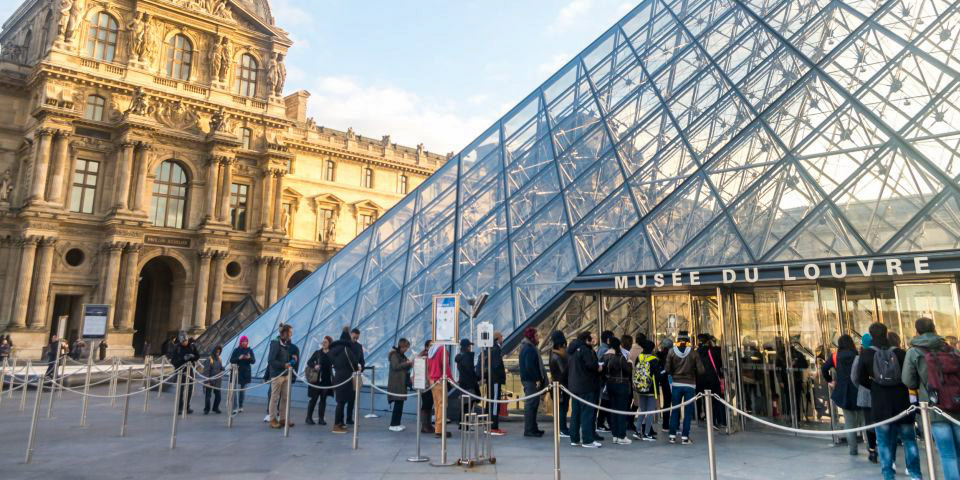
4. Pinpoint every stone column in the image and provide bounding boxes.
[46,131,71,204]
[207,251,226,326]
[117,244,141,331]
[131,142,151,212]
[100,242,123,328]
[0,239,18,328]
[260,168,274,230]
[9,237,39,328]
[29,129,54,202]
[192,250,212,331]
[274,259,289,302]
[272,170,285,230]
[113,142,135,211]
[254,257,268,306]
[217,158,233,223]
[266,258,280,306]
[204,157,220,222]
[27,237,57,329]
